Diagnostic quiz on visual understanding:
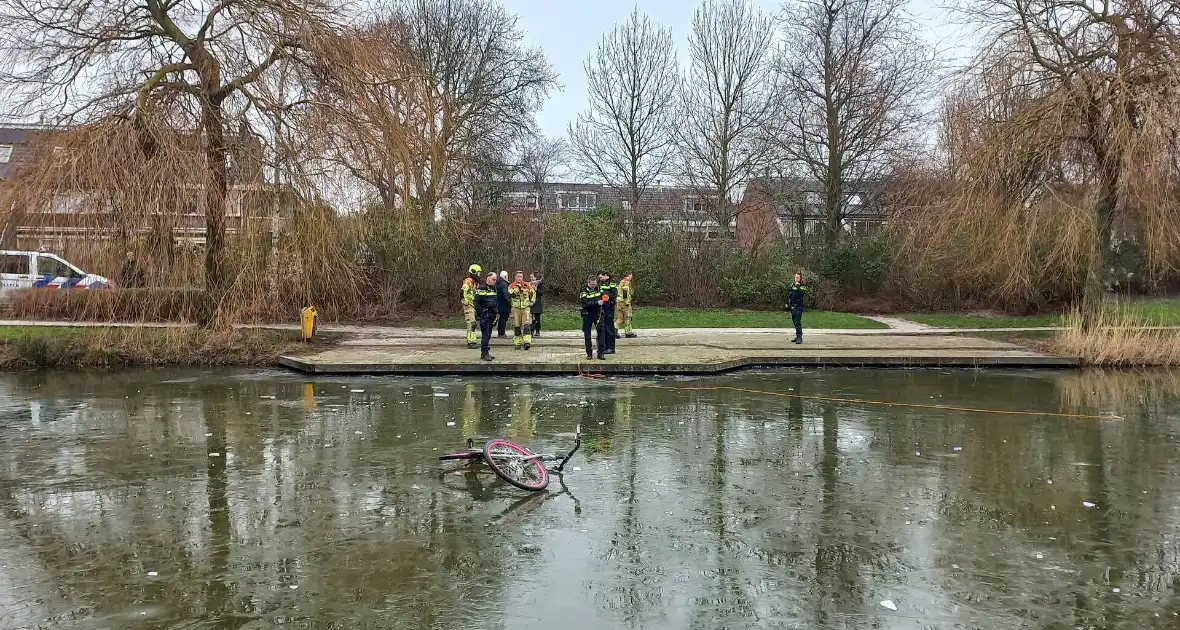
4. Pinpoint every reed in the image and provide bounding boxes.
[1052,307,1180,367]
[0,326,307,369]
